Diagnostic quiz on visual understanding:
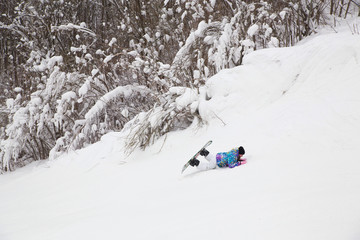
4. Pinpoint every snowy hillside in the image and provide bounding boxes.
[1,19,360,240]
